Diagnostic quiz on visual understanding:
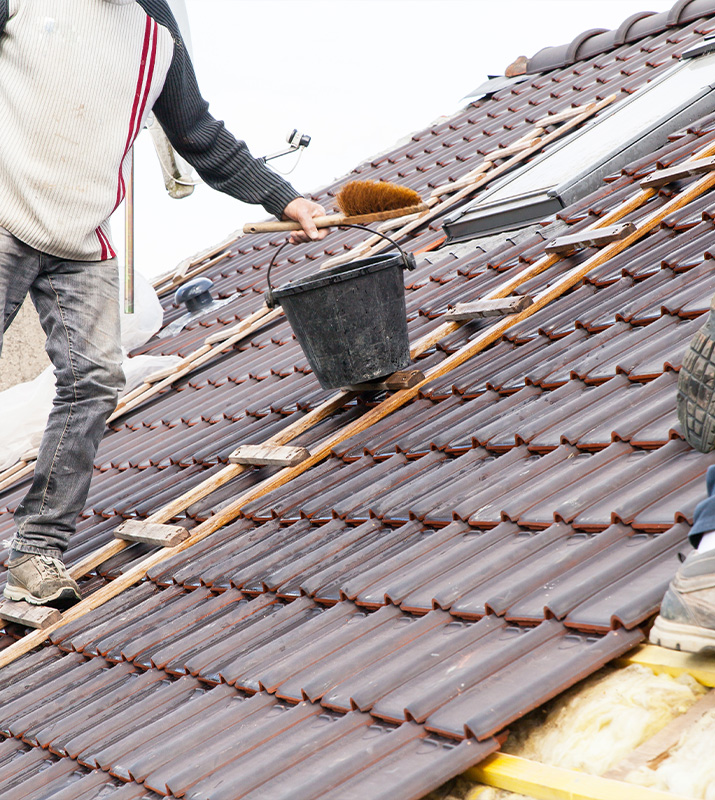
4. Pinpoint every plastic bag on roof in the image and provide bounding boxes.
[0,366,55,471]
[118,267,165,352]
[0,351,182,472]
[0,268,180,472]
